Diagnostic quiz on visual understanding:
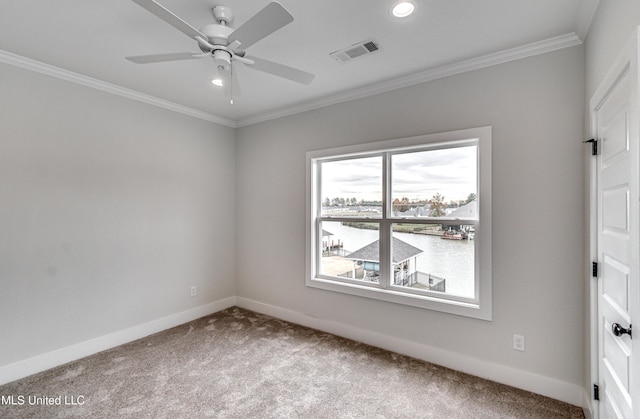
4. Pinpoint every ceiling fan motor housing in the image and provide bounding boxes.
[200,22,233,47]
[212,6,234,25]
